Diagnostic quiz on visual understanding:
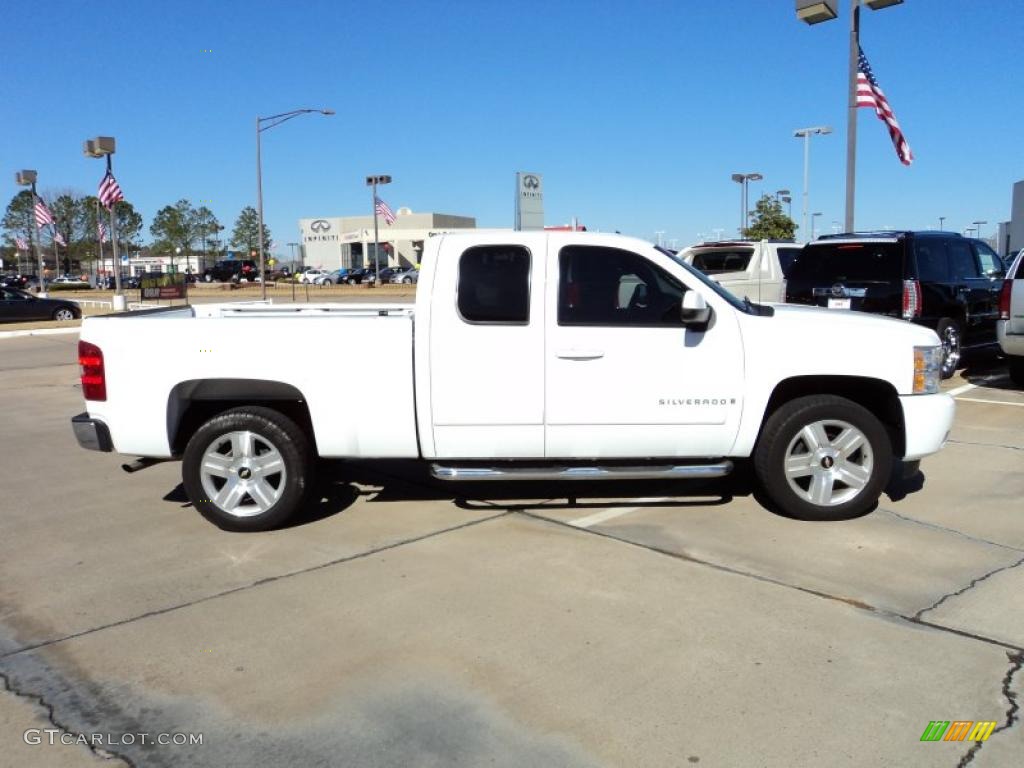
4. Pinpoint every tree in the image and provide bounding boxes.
[192,206,223,269]
[150,199,198,256]
[743,195,797,241]
[1,191,35,263]
[231,206,270,256]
